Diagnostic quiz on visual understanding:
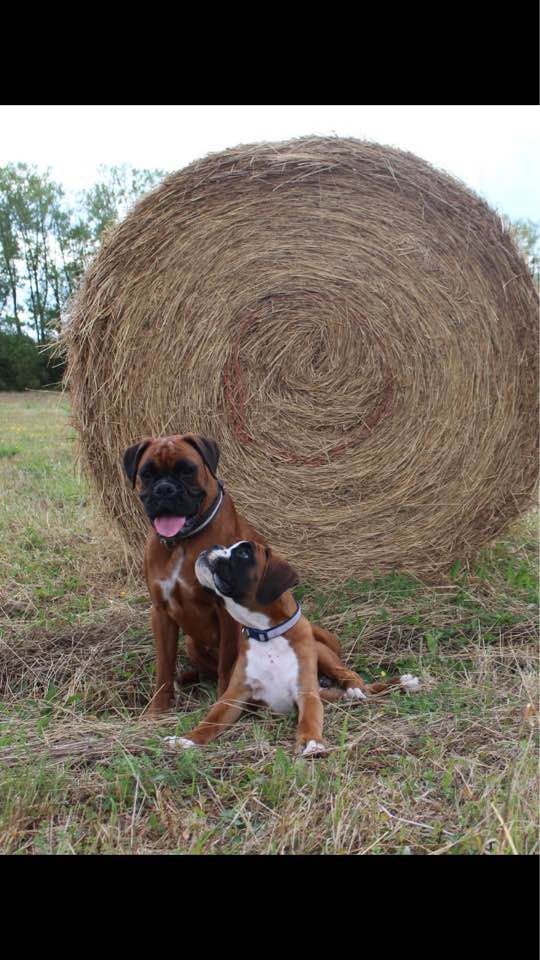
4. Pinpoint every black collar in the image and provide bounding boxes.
[157,482,225,548]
